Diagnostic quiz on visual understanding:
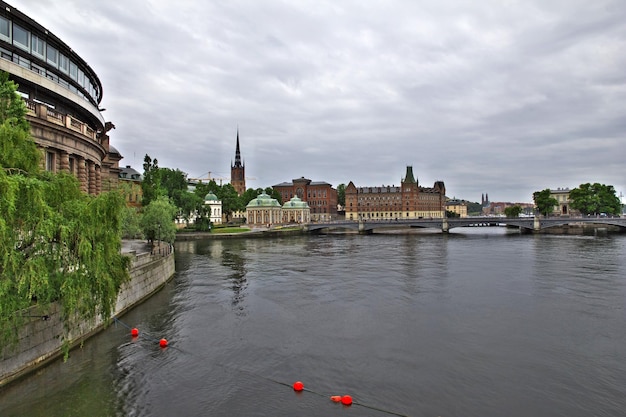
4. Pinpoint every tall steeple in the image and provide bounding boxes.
[233,128,243,168]
[230,128,246,196]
